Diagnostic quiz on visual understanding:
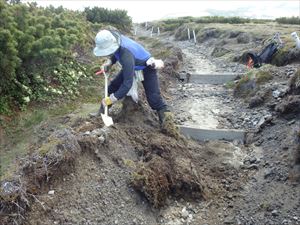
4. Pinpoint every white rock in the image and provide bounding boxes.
[167,219,182,225]
[187,214,193,222]
[98,136,105,143]
[272,90,280,98]
[48,190,55,195]
[181,207,189,219]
